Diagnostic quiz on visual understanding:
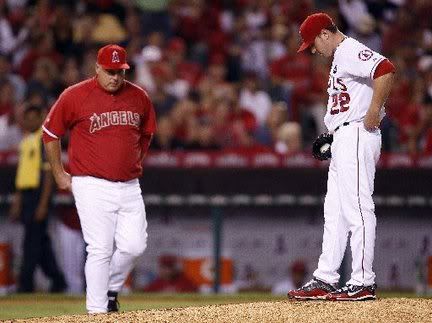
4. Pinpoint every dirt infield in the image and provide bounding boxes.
[3,298,431,323]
